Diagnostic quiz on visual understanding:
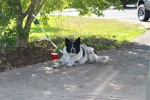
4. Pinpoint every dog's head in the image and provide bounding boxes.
[65,37,80,54]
